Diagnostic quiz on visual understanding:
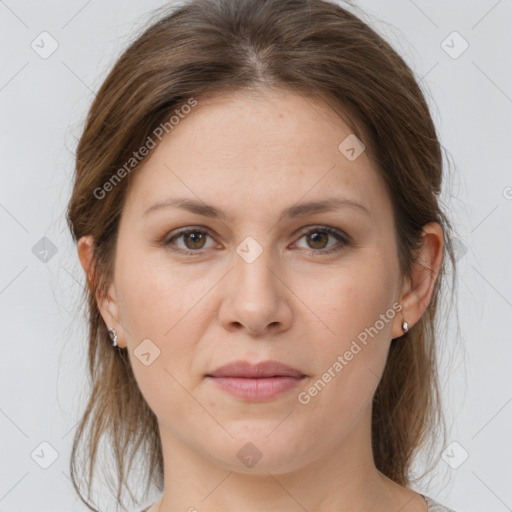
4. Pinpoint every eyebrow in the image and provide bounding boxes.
[143,196,371,222]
